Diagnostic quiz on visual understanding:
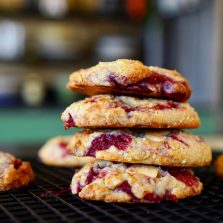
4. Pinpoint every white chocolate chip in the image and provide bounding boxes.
[146,135,163,142]
[127,166,159,178]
